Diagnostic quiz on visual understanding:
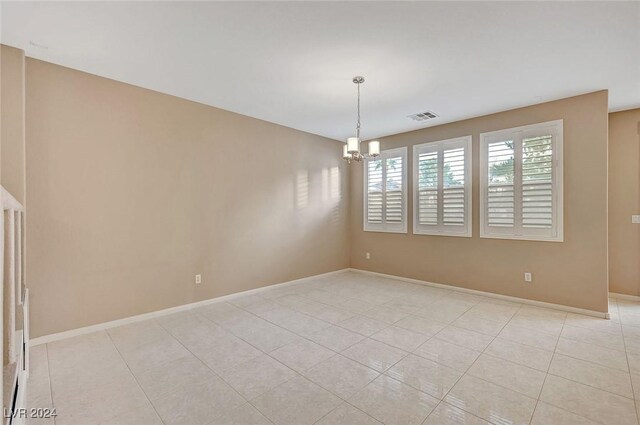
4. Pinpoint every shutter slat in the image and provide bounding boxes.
[366,159,383,224]
[487,140,515,228]
[385,156,404,223]
[416,143,468,230]
[442,148,466,227]
[417,151,438,225]
[522,135,553,229]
